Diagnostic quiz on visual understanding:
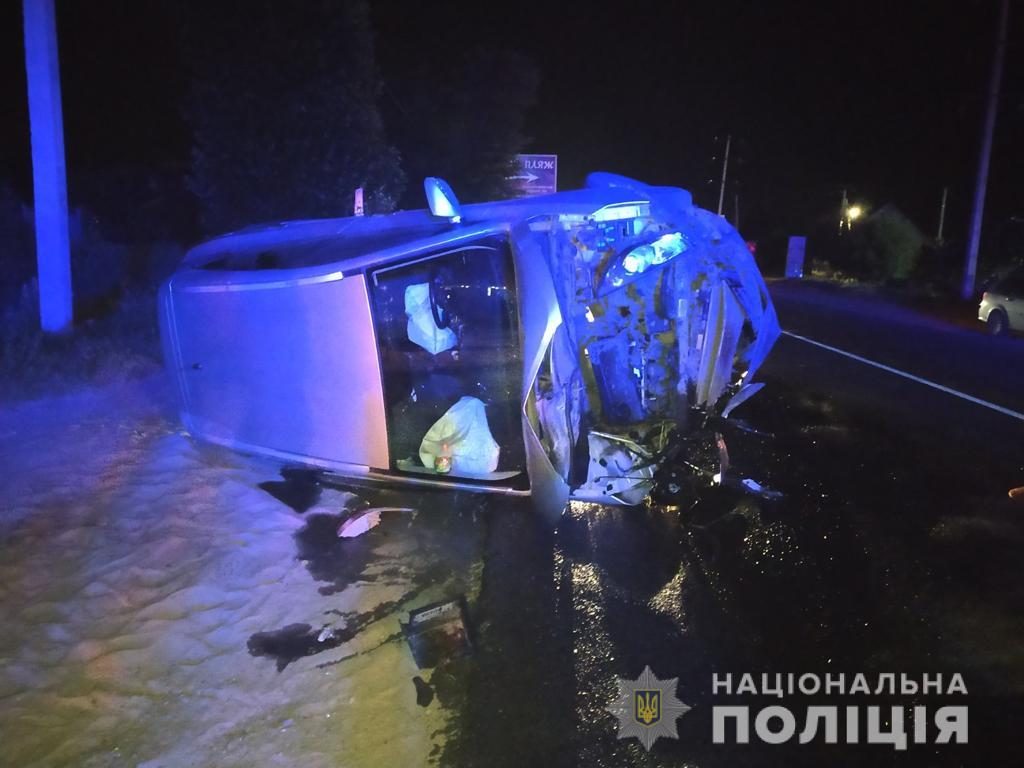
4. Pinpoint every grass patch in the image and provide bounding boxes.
[0,281,162,402]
